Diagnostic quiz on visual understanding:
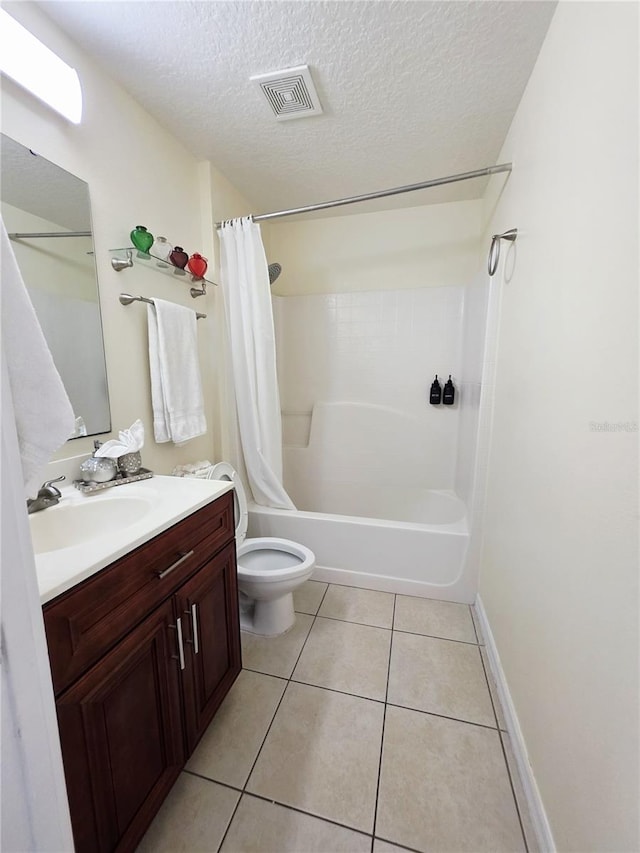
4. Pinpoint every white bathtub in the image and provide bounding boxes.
[247,487,474,604]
